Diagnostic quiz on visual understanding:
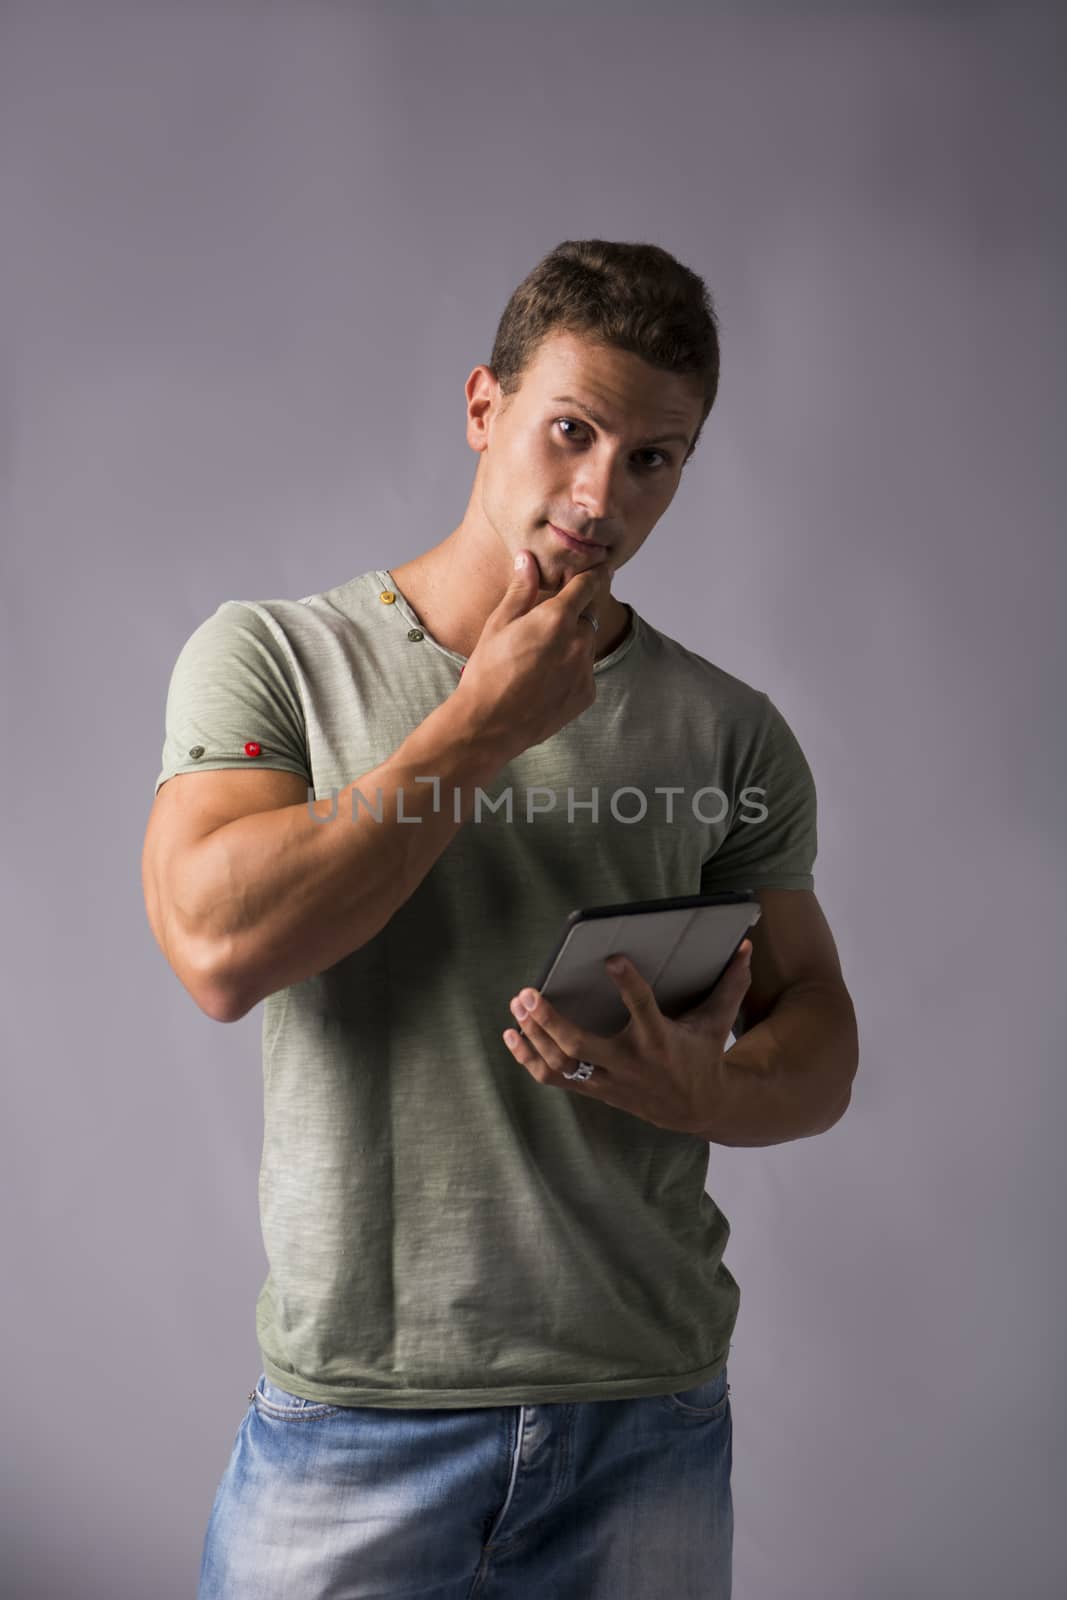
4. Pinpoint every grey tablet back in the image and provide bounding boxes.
[536,897,761,1035]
